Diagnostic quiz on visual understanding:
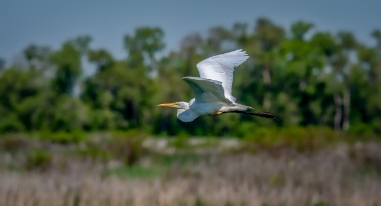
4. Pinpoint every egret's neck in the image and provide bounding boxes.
[189,98,195,107]
[177,109,186,117]
[176,100,198,122]
[177,109,199,122]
